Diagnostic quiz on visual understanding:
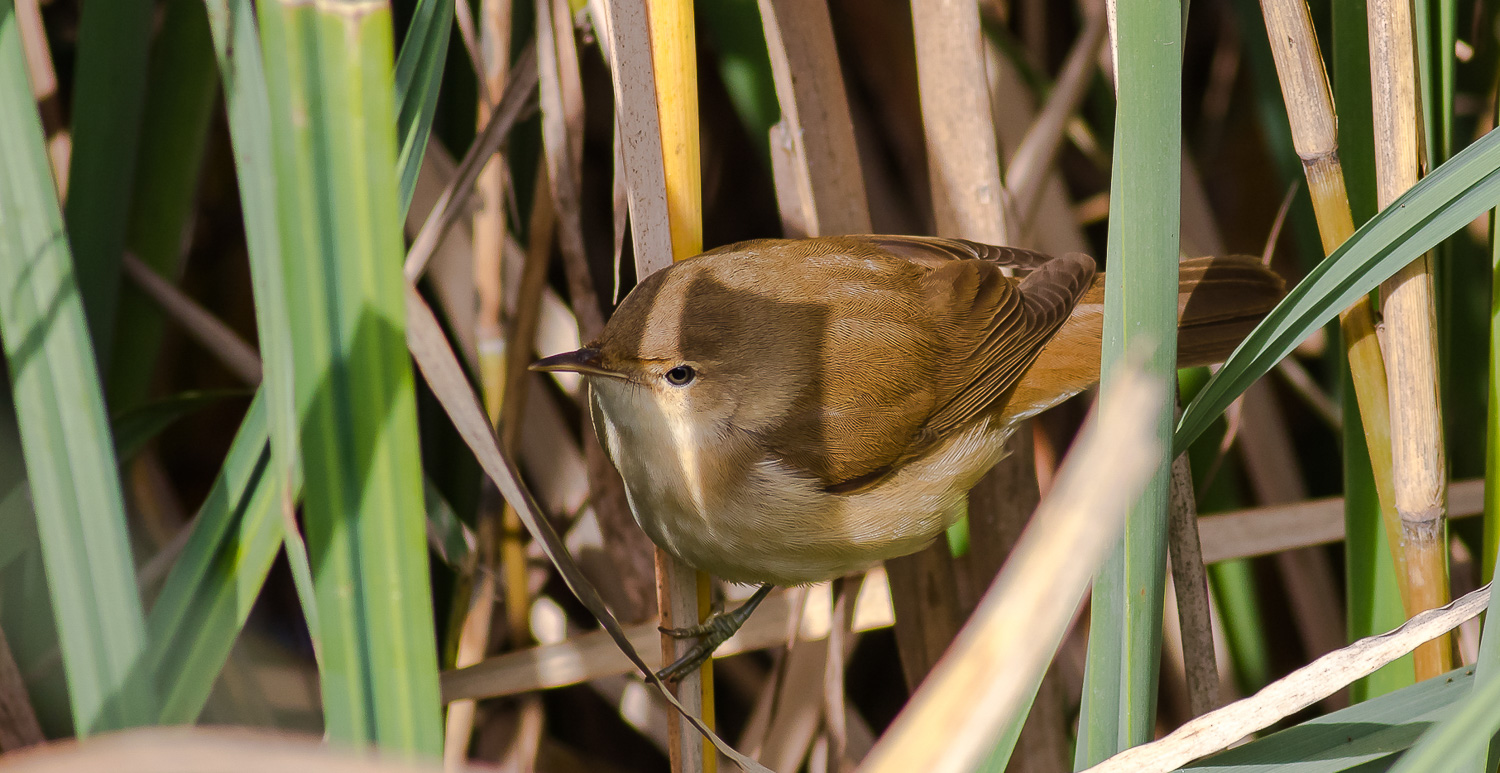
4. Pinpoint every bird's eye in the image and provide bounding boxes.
[665,365,695,386]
